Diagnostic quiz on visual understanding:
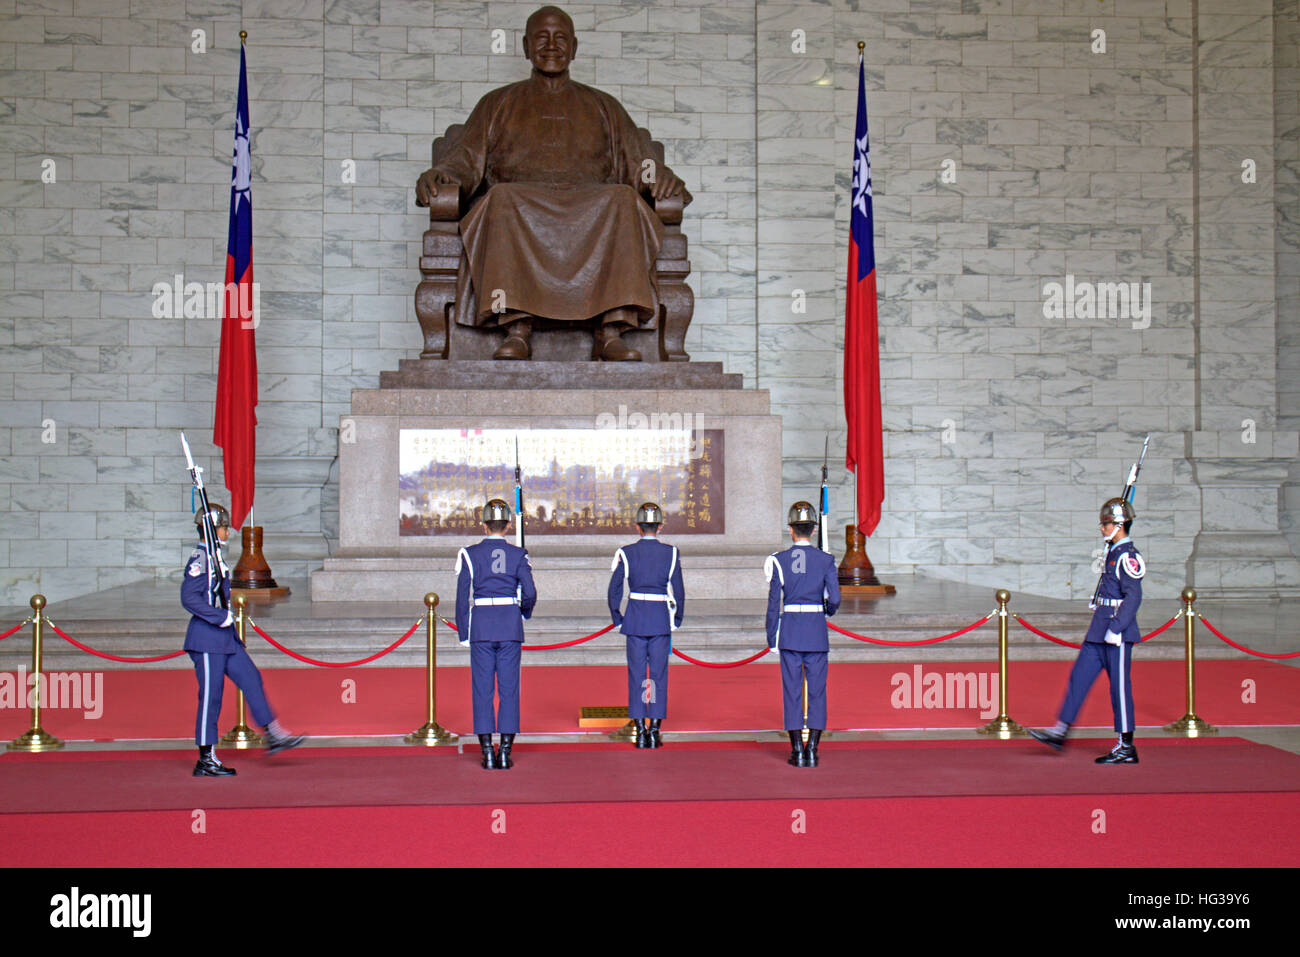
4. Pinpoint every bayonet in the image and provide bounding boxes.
[1122,433,1150,505]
